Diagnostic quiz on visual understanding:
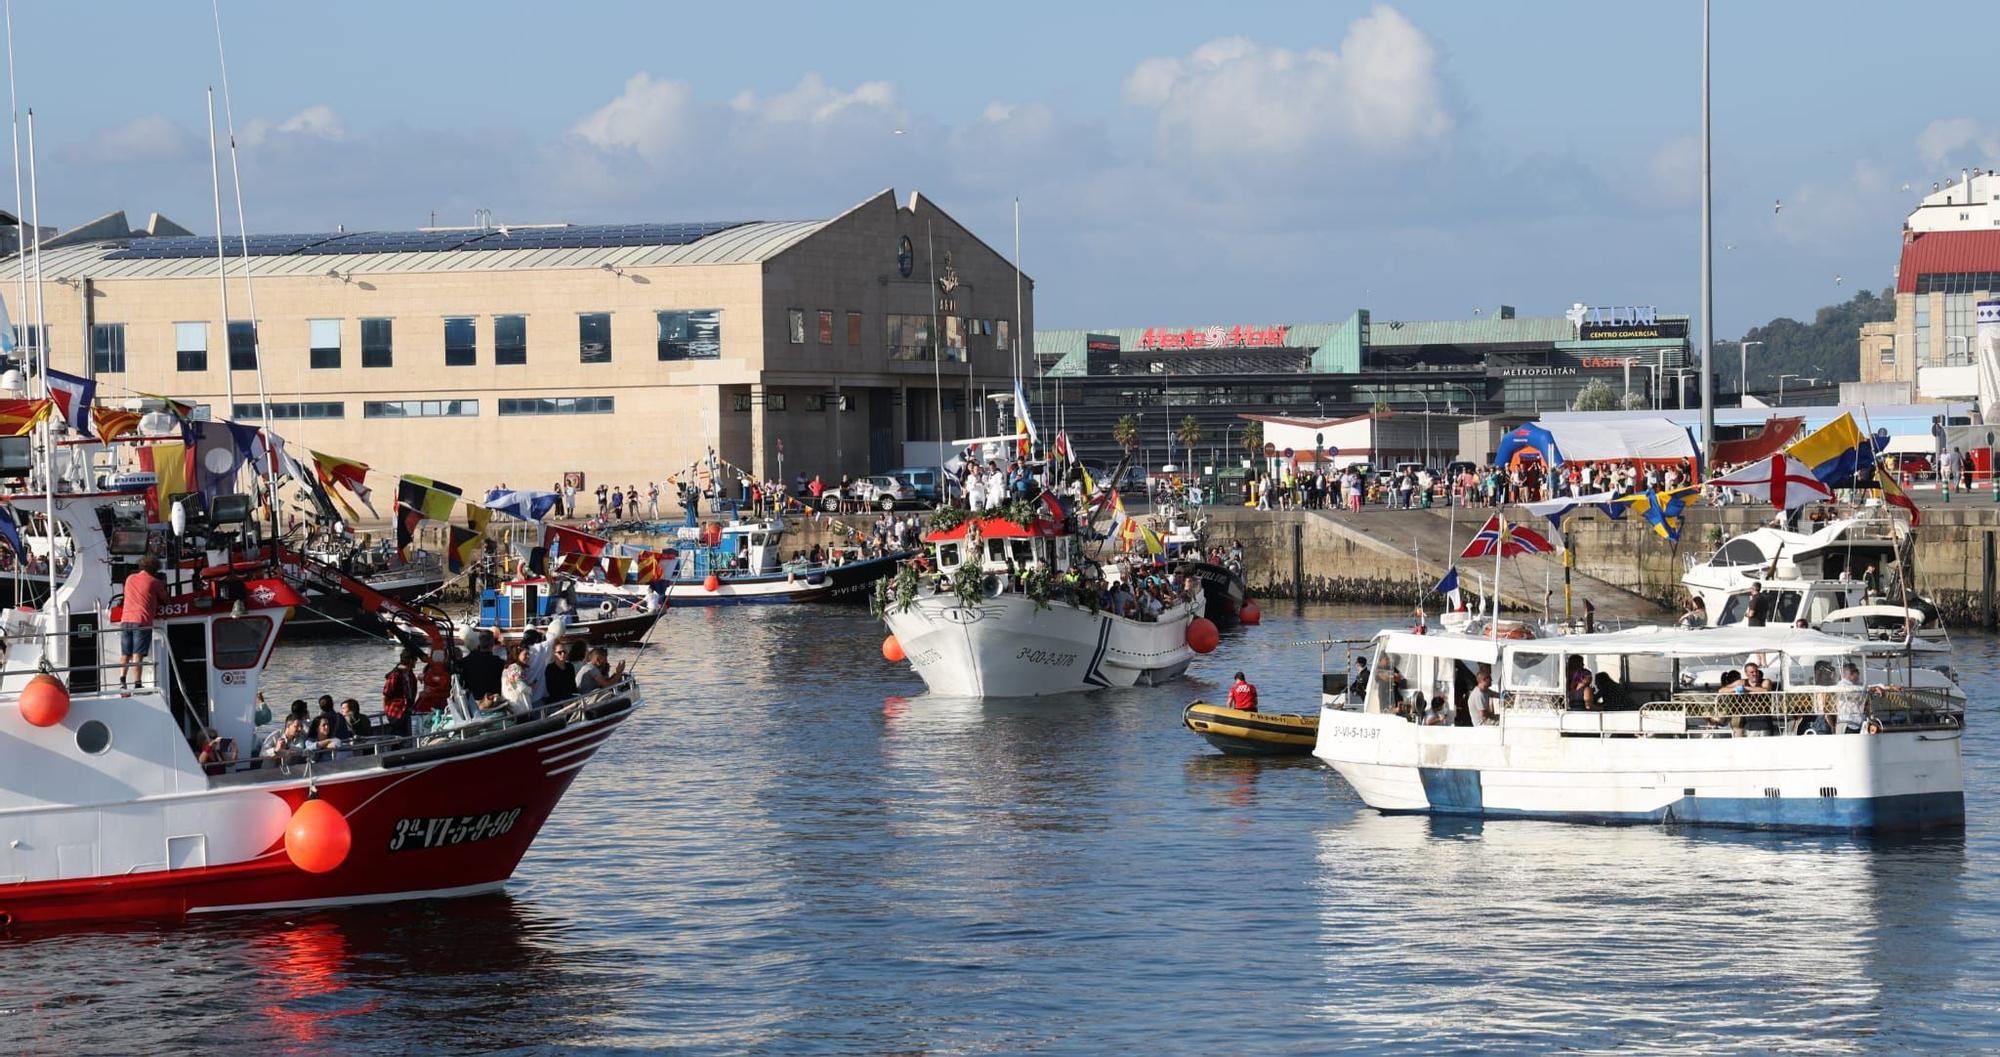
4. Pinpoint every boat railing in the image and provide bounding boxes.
[1639,687,1960,734]
[210,676,638,781]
